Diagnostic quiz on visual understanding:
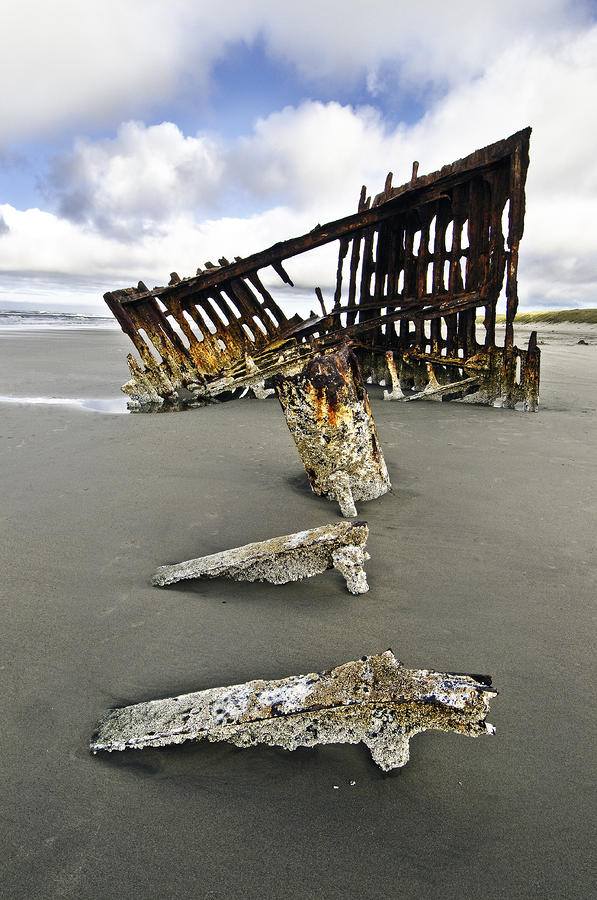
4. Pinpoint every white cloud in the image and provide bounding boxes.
[1,1,592,142]
[0,2,188,142]
[44,103,393,234]
[45,122,225,237]
[395,27,597,306]
[256,0,590,89]
[229,103,388,213]
[0,202,317,290]
[3,20,597,312]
